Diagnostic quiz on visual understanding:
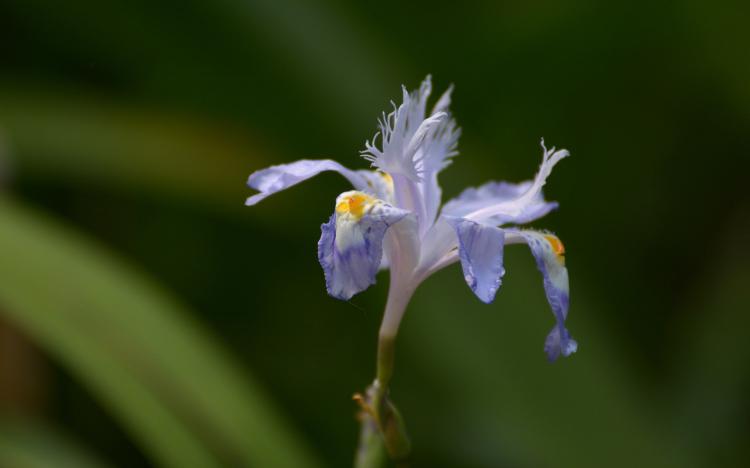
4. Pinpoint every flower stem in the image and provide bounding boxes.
[354,277,414,466]
[354,412,385,468]
[377,275,414,380]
